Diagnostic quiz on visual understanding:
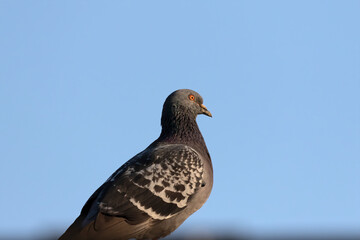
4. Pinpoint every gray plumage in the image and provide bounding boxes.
[59,89,213,240]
